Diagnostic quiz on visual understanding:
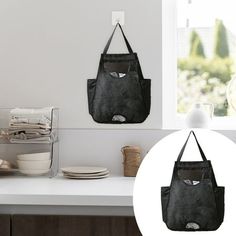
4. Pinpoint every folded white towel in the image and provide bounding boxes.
[9,122,51,130]
[11,132,51,140]
[10,117,51,127]
[8,107,55,143]
[10,107,53,119]
[9,107,53,128]
[8,129,51,136]
[9,130,57,143]
[10,137,52,143]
